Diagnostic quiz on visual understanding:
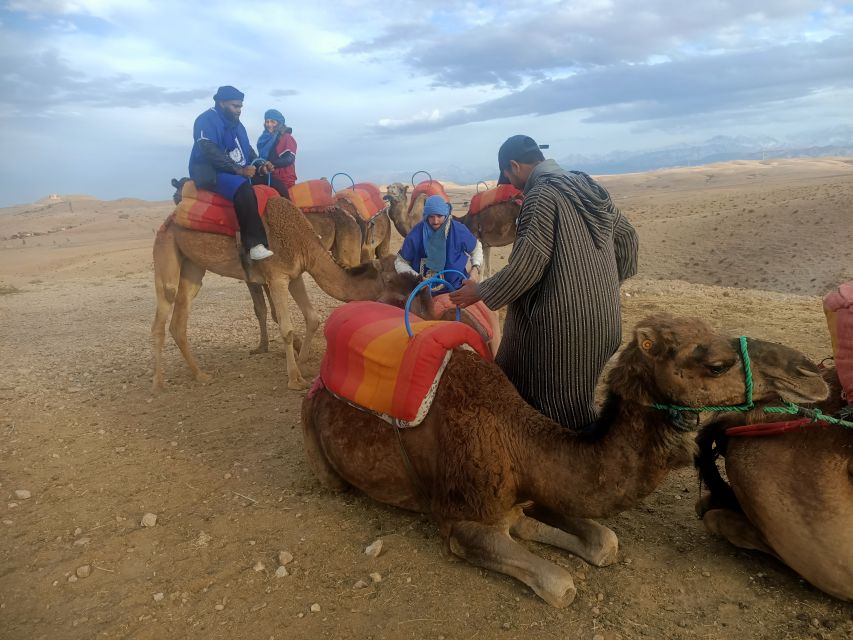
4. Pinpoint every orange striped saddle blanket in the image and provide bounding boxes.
[431,296,496,342]
[334,182,388,222]
[289,179,335,213]
[467,185,523,216]
[172,181,278,236]
[408,180,448,214]
[824,281,853,400]
[317,301,491,426]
